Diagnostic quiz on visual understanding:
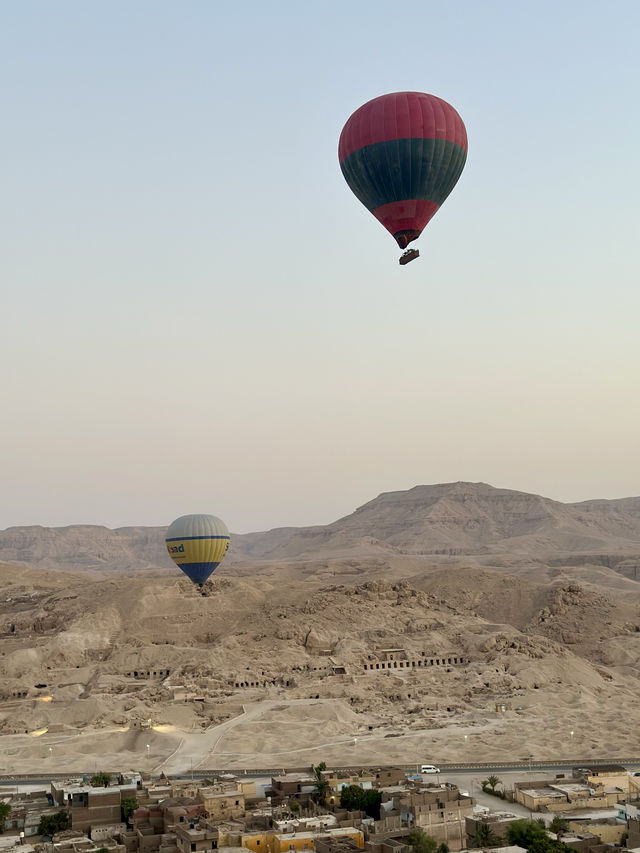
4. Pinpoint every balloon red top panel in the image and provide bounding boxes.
[338,91,467,163]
